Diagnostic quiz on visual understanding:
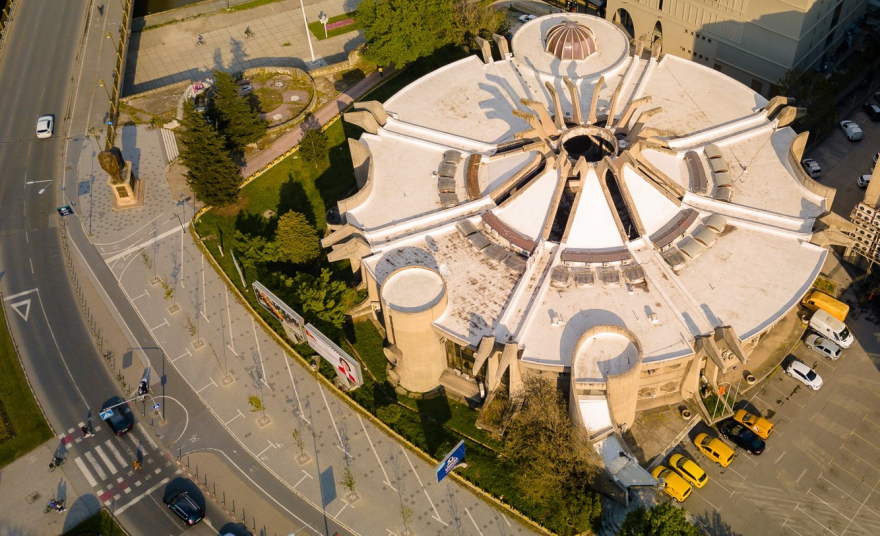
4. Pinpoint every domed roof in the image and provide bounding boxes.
[545,20,597,60]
